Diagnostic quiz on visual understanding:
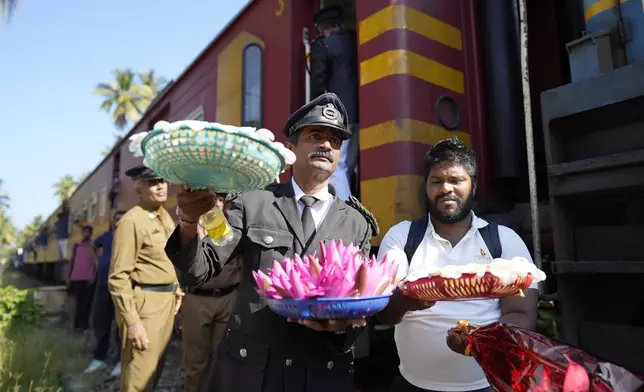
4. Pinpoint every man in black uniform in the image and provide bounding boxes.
[165,93,378,392]
[310,4,359,201]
